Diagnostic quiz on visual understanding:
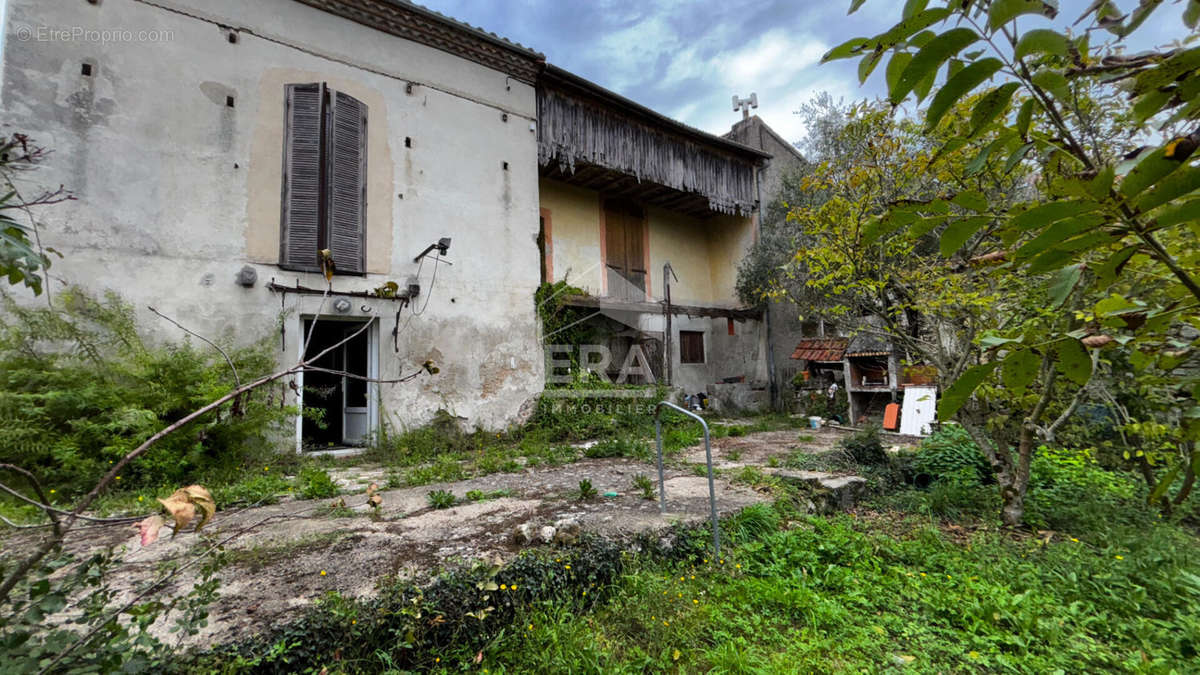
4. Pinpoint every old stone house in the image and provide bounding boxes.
[0,0,777,449]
